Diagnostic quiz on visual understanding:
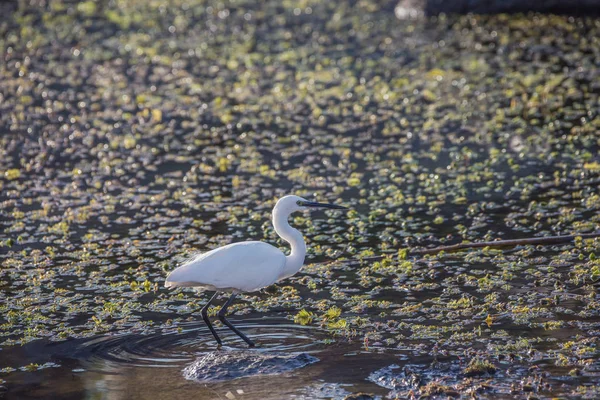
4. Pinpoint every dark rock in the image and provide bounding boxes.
[344,393,376,400]
[183,350,319,382]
